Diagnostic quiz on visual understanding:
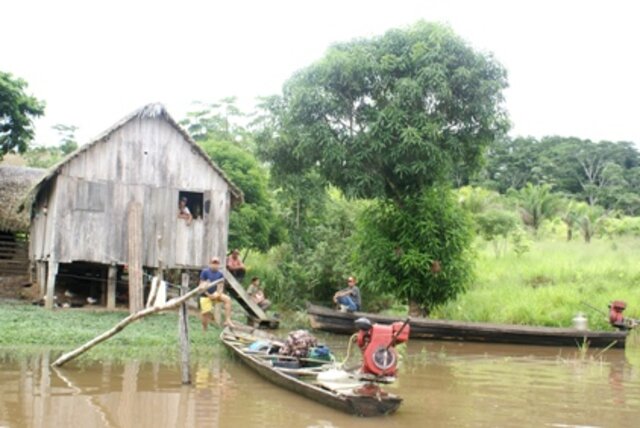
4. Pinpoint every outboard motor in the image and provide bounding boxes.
[355,317,410,379]
[609,300,627,329]
[608,300,638,330]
